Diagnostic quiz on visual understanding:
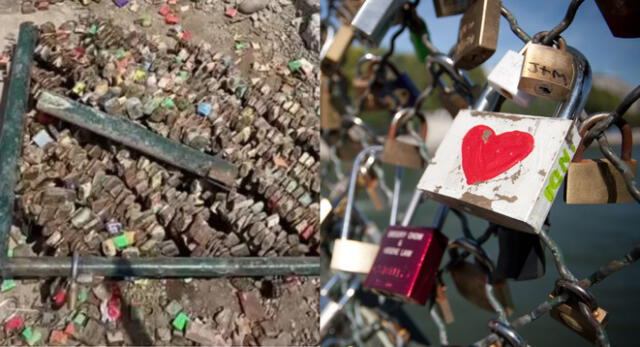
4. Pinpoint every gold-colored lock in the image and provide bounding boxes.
[435,279,455,324]
[518,37,575,101]
[566,113,638,204]
[453,0,500,70]
[321,25,355,75]
[381,109,427,169]
[320,74,343,130]
[549,280,609,344]
[433,0,472,17]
